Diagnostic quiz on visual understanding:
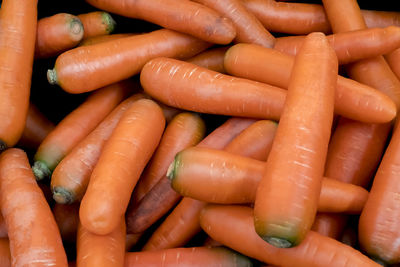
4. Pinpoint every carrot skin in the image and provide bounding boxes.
[77,11,116,39]
[49,29,211,94]
[78,33,136,47]
[311,213,348,240]
[187,46,229,73]
[0,238,10,267]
